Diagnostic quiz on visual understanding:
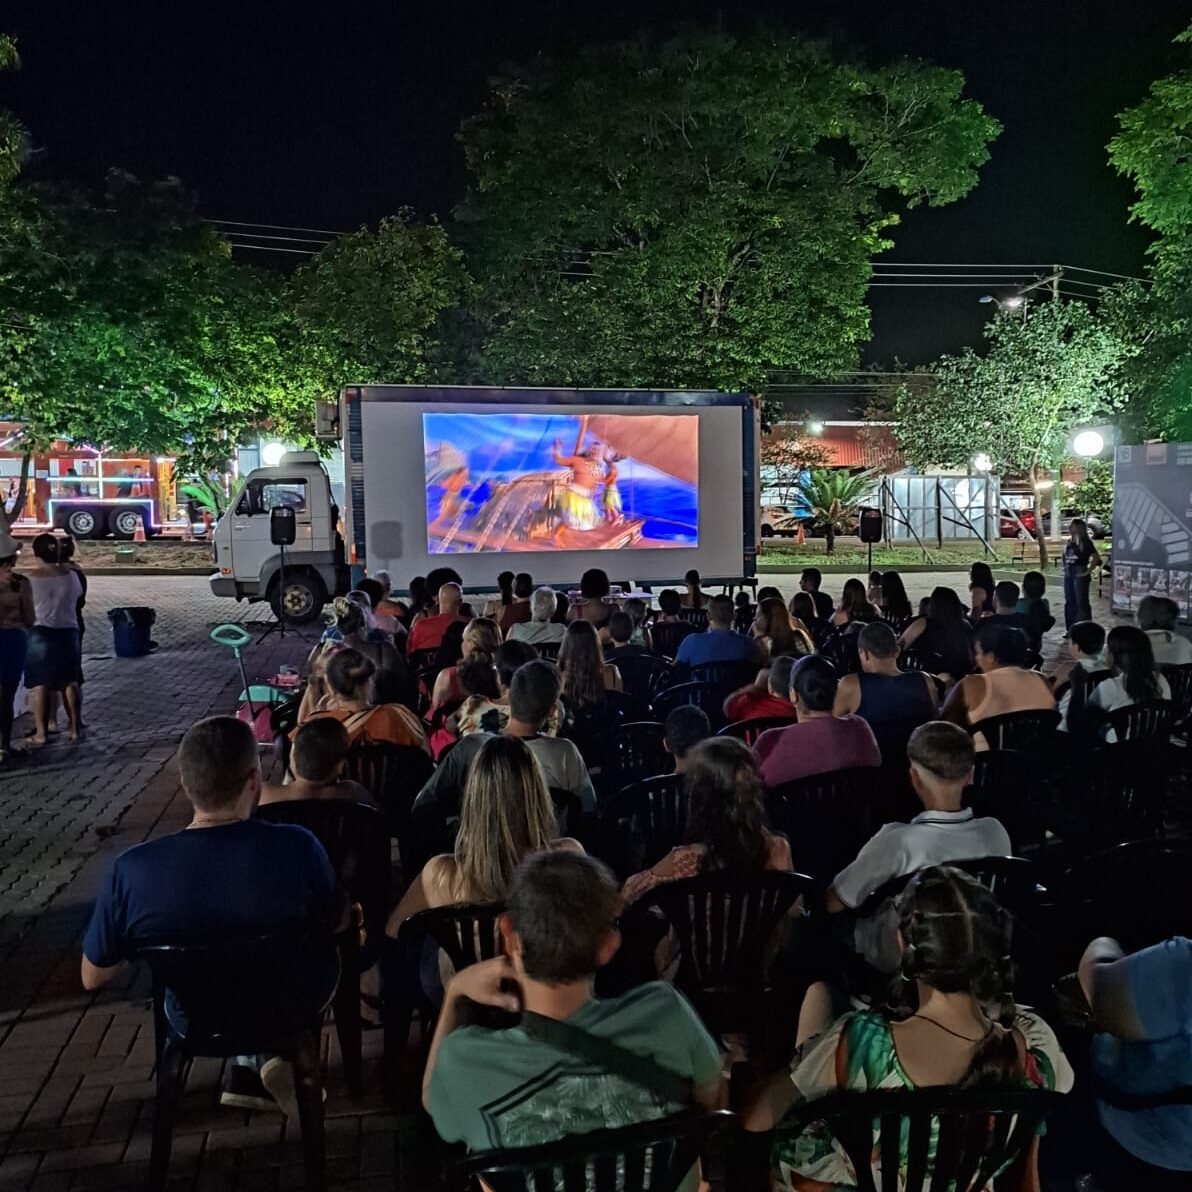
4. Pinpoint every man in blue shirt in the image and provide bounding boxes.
[672,594,759,680]
[81,716,344,1116]
[1079,934,1192,1186]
